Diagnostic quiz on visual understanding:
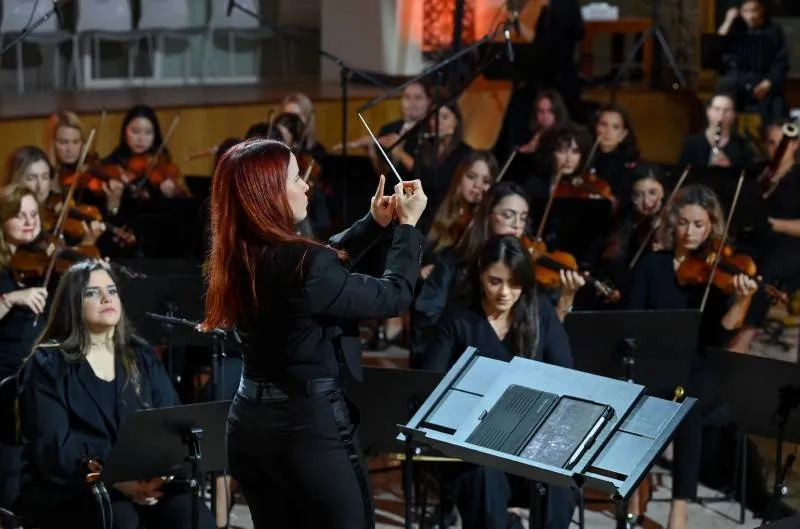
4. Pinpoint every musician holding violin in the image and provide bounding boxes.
[16,260,215,529]
[420,235,575,529]
[589,104,640,204]
[627,184,758,529]
[282,92,328,162]
[515,90,570,156]
[677,91,751,169]
[729,120,800,353]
